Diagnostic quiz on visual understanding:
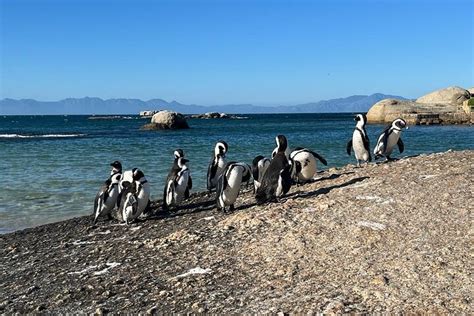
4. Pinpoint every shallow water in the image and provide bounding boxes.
[0,114,472,233]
